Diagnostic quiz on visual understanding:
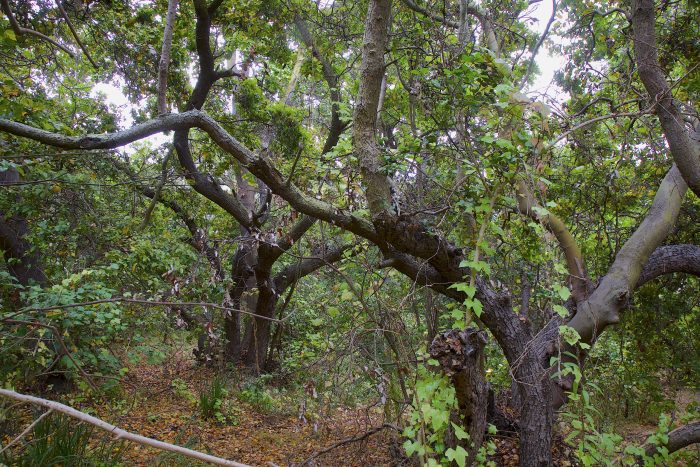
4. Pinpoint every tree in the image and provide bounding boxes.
[1,0,698,465]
